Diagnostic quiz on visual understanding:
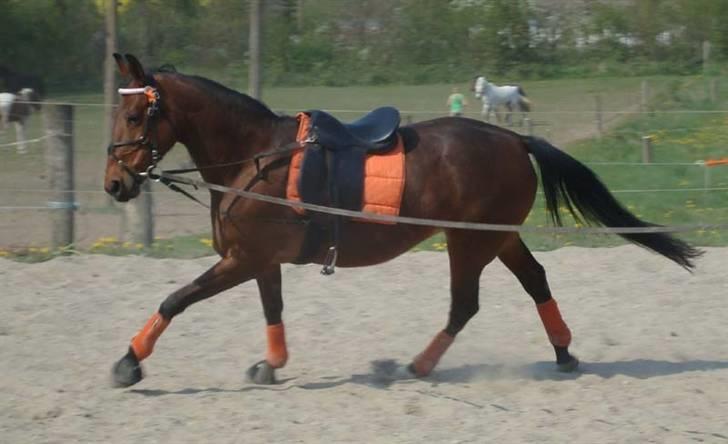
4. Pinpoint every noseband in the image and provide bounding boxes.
[107,86,162,180]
